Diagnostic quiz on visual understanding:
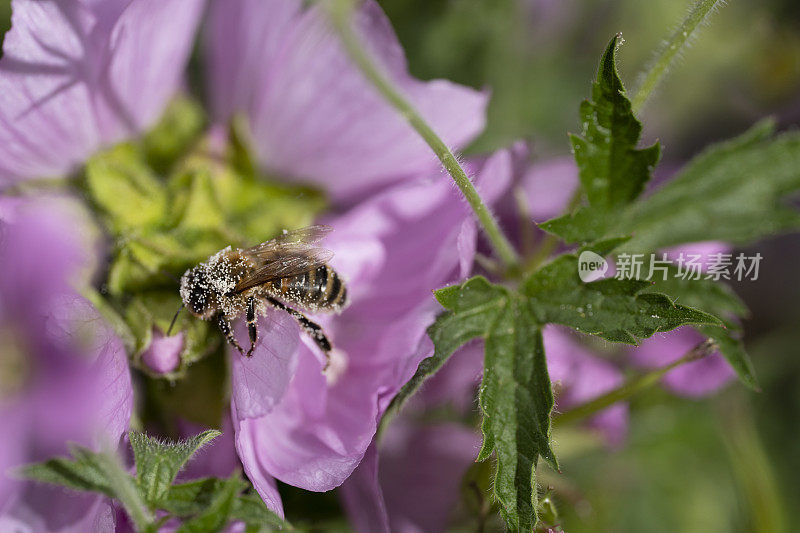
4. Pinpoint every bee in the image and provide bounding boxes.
[177,225,346,359]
